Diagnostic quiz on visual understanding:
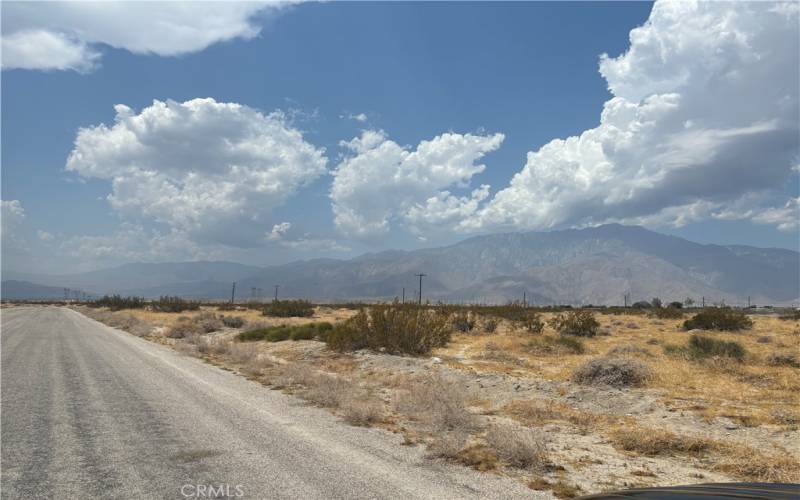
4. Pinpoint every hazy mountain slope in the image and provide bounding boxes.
[3,261,264,296]
[1,281,93,300]
[240,225,798,304]
[3,226,797,304]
